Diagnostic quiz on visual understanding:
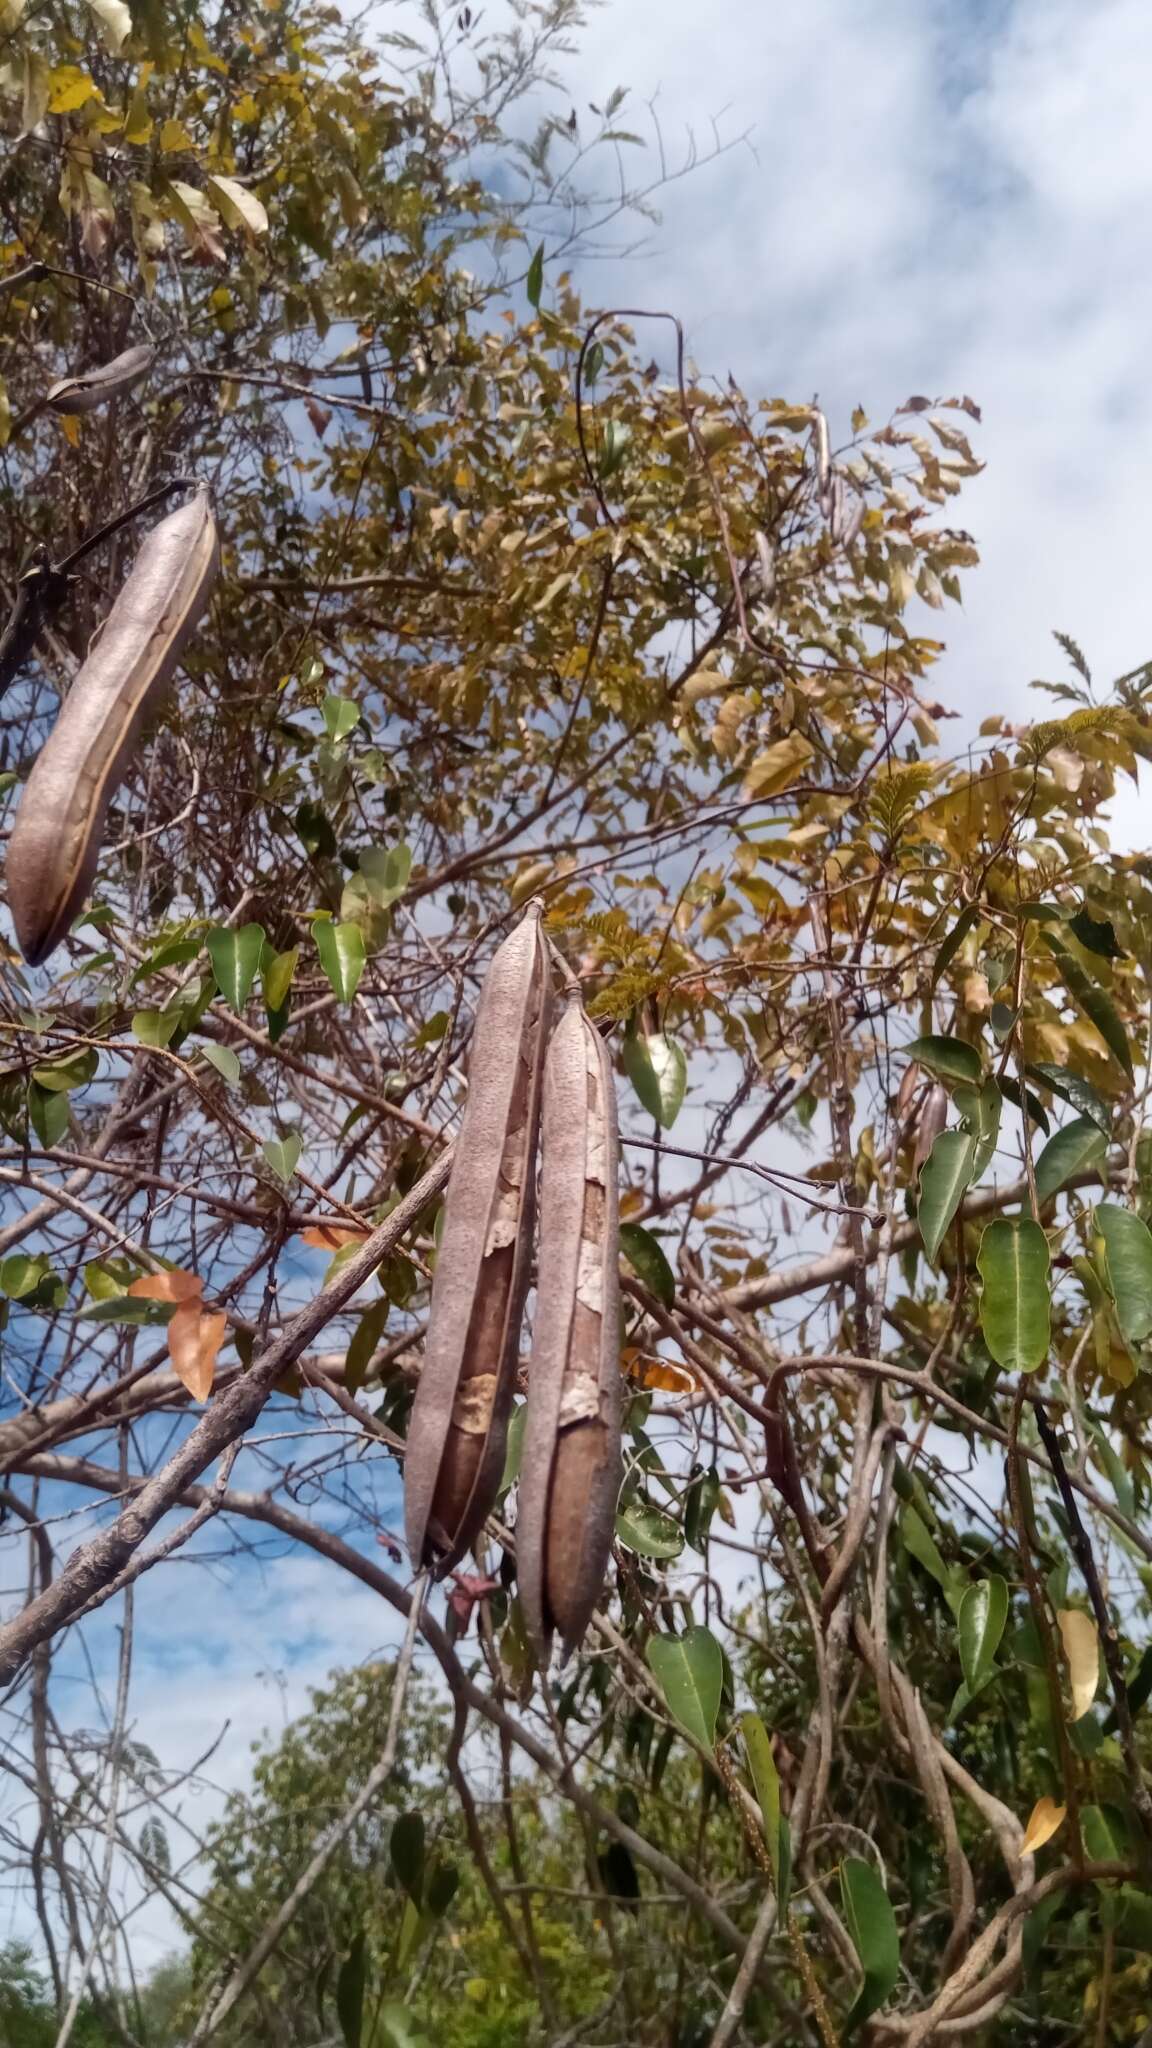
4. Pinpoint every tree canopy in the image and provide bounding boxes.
[3,0,1152,2043]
